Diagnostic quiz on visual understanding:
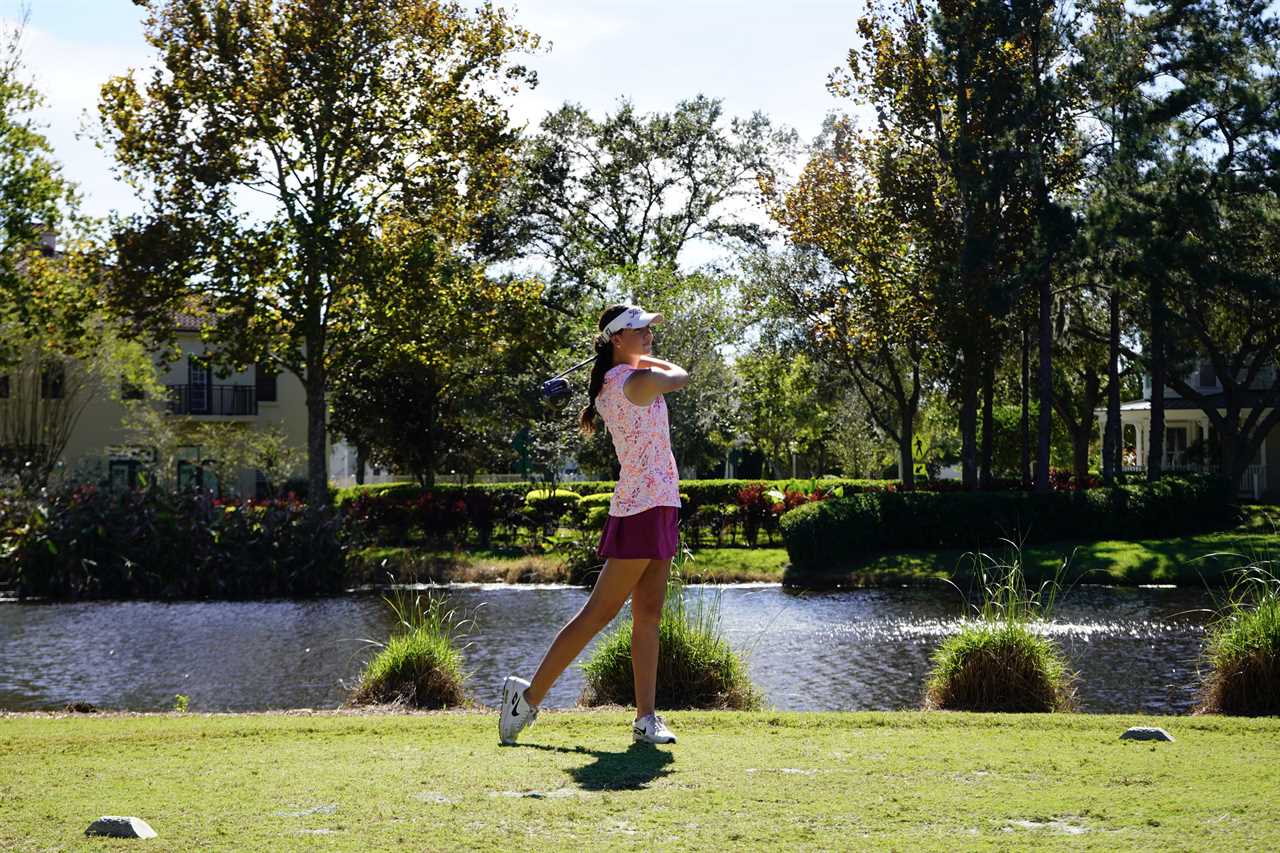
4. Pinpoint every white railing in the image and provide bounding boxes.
[1120,462,1266,497]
